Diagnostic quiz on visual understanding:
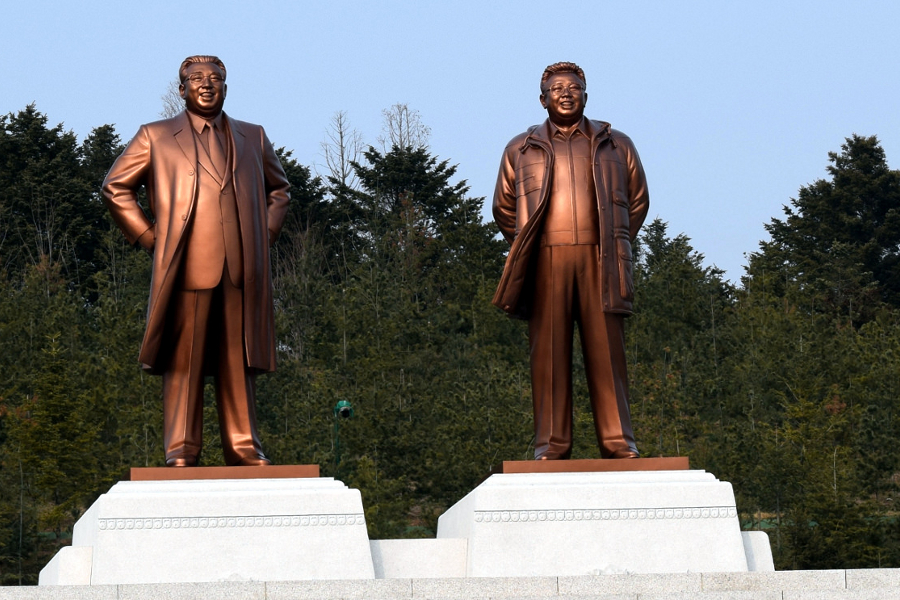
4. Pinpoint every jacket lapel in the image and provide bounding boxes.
[175,111,224,185]
[223,114,243,189]
[174,112,198,168]
[196,143,223,185]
